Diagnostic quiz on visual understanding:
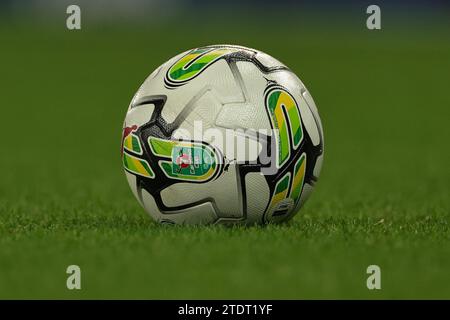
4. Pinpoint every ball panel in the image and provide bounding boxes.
[254,51,286,69]
[302,88,324,146]
[244,172,270,224]
[294,182,314,213]
[313,154,324,178]
[141,189,218,224]
[266,71,321,147]
[124,103,155,128]
[160,59,243,124]
[231,61,273,130]
[124,171,143,207]
[159,164,243,219]
[174,88,224,136]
